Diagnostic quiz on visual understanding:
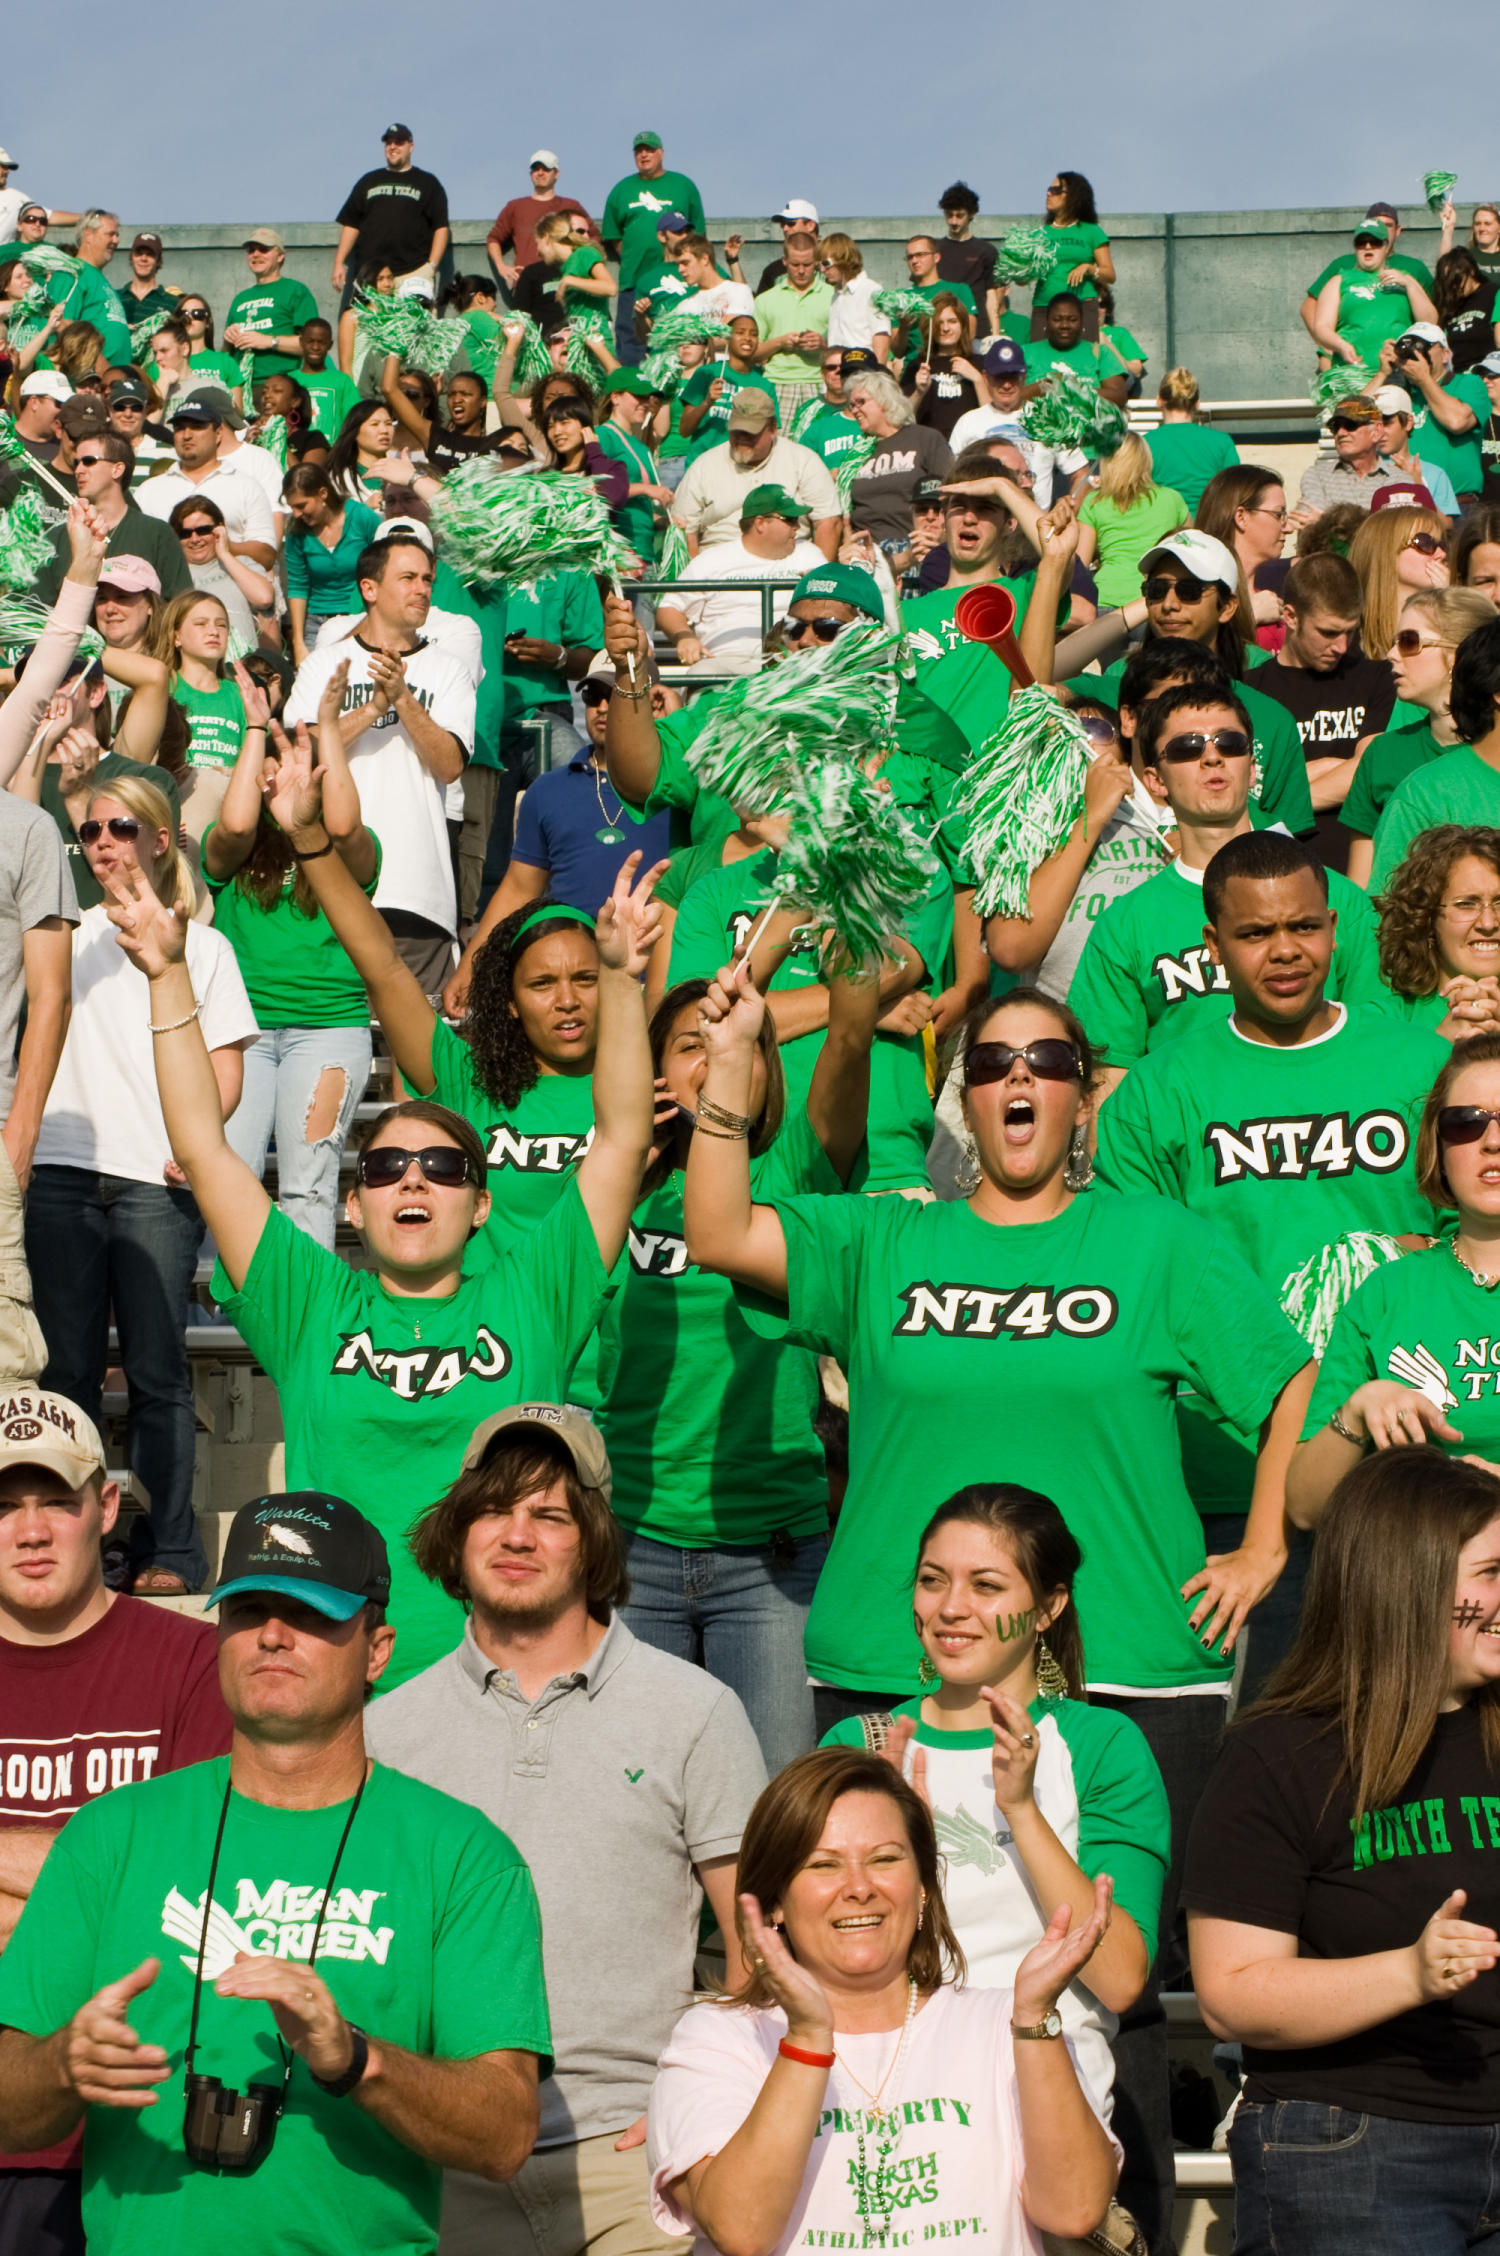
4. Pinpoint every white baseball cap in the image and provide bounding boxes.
[19,370,72,402]
[374,515,435,552]
[774,198,819,225]
[1372,385,1415,419]
[530,149,560,169]
[1400,322,1447,348]
[0,148,16,169]
[1140,528,1239,594]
